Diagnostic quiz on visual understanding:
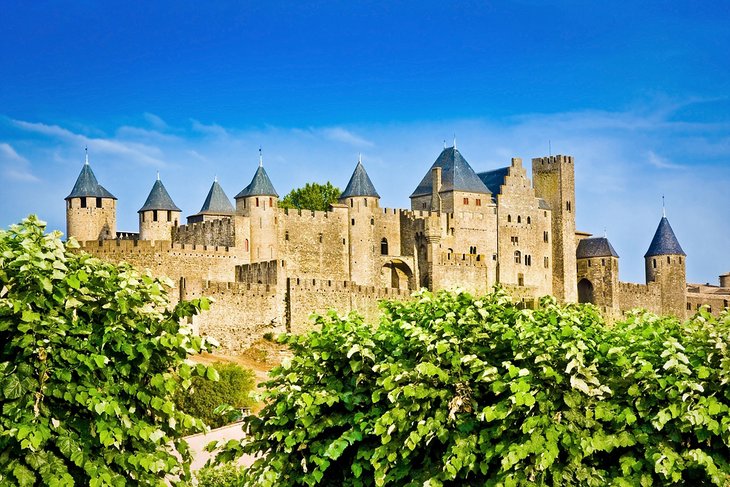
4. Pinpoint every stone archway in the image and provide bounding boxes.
[578,278,594,304]
[380,260,414,290]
